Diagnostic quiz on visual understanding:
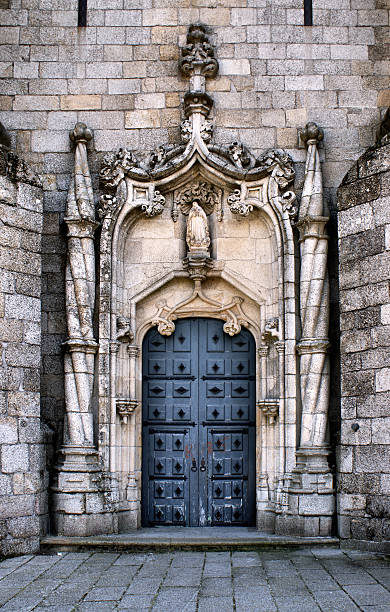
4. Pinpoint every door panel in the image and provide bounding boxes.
[142,318,255,527]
